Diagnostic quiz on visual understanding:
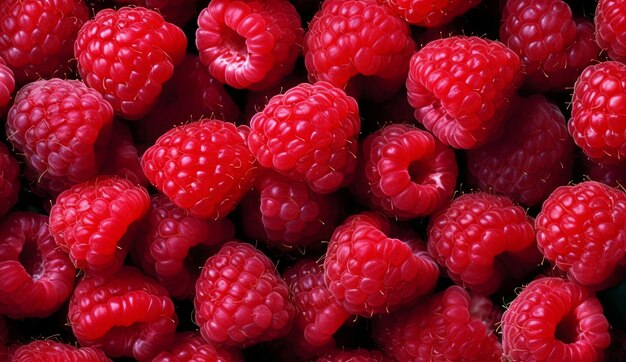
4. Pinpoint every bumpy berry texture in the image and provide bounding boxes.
[11,340,111,362]
[466,95,574,206]
[316,349,390,362]
[536,181,626,288]
[68,266,178,361]
[351,123,458,219]
[142,119,257,219]
[131,194,235,299]
[49,176,150,276]
[0,212,76,319]
[325,212,439,316]
[569,61,626,164]
[428,192,540,294]
[406,36,522,149]
[373,285,503,361]
[114,0,198,27]
[74,6,187,119]
[195,241,295,347]
[502,277,611,361]
[248,81,360,194]
[596,0,626,63]
[0,58,14,116]
[377,0,480,27]
[0,0,89,84]
[196,0,303,90]
[0,143,20,218]
[501,0,599,92]
[305,0,415,101]
[583,156,626,188]
[6,78,114,196]
[152,332,243,362]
